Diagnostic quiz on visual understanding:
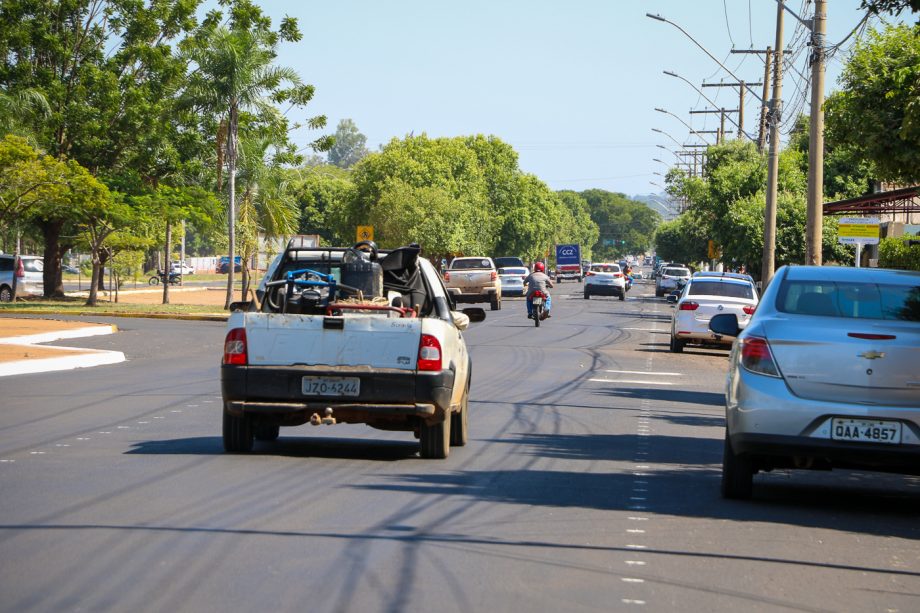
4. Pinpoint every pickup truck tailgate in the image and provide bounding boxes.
[239,313,421,370]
